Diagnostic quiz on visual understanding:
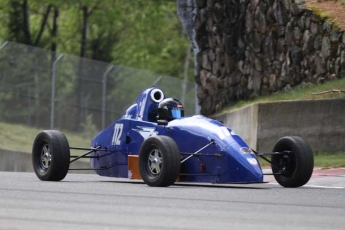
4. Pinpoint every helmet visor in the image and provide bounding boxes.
[171,108,183,119]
